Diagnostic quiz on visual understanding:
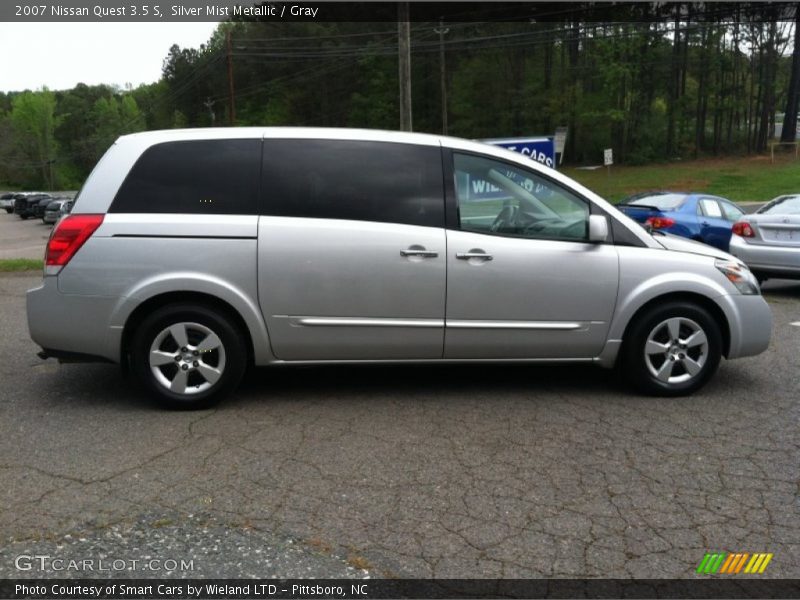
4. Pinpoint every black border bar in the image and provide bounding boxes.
[3,579,800,599]
[3,2,799,23]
